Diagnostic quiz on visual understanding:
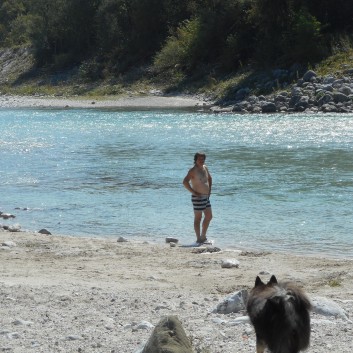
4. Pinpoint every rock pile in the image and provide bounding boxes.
[212,69,353,114]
